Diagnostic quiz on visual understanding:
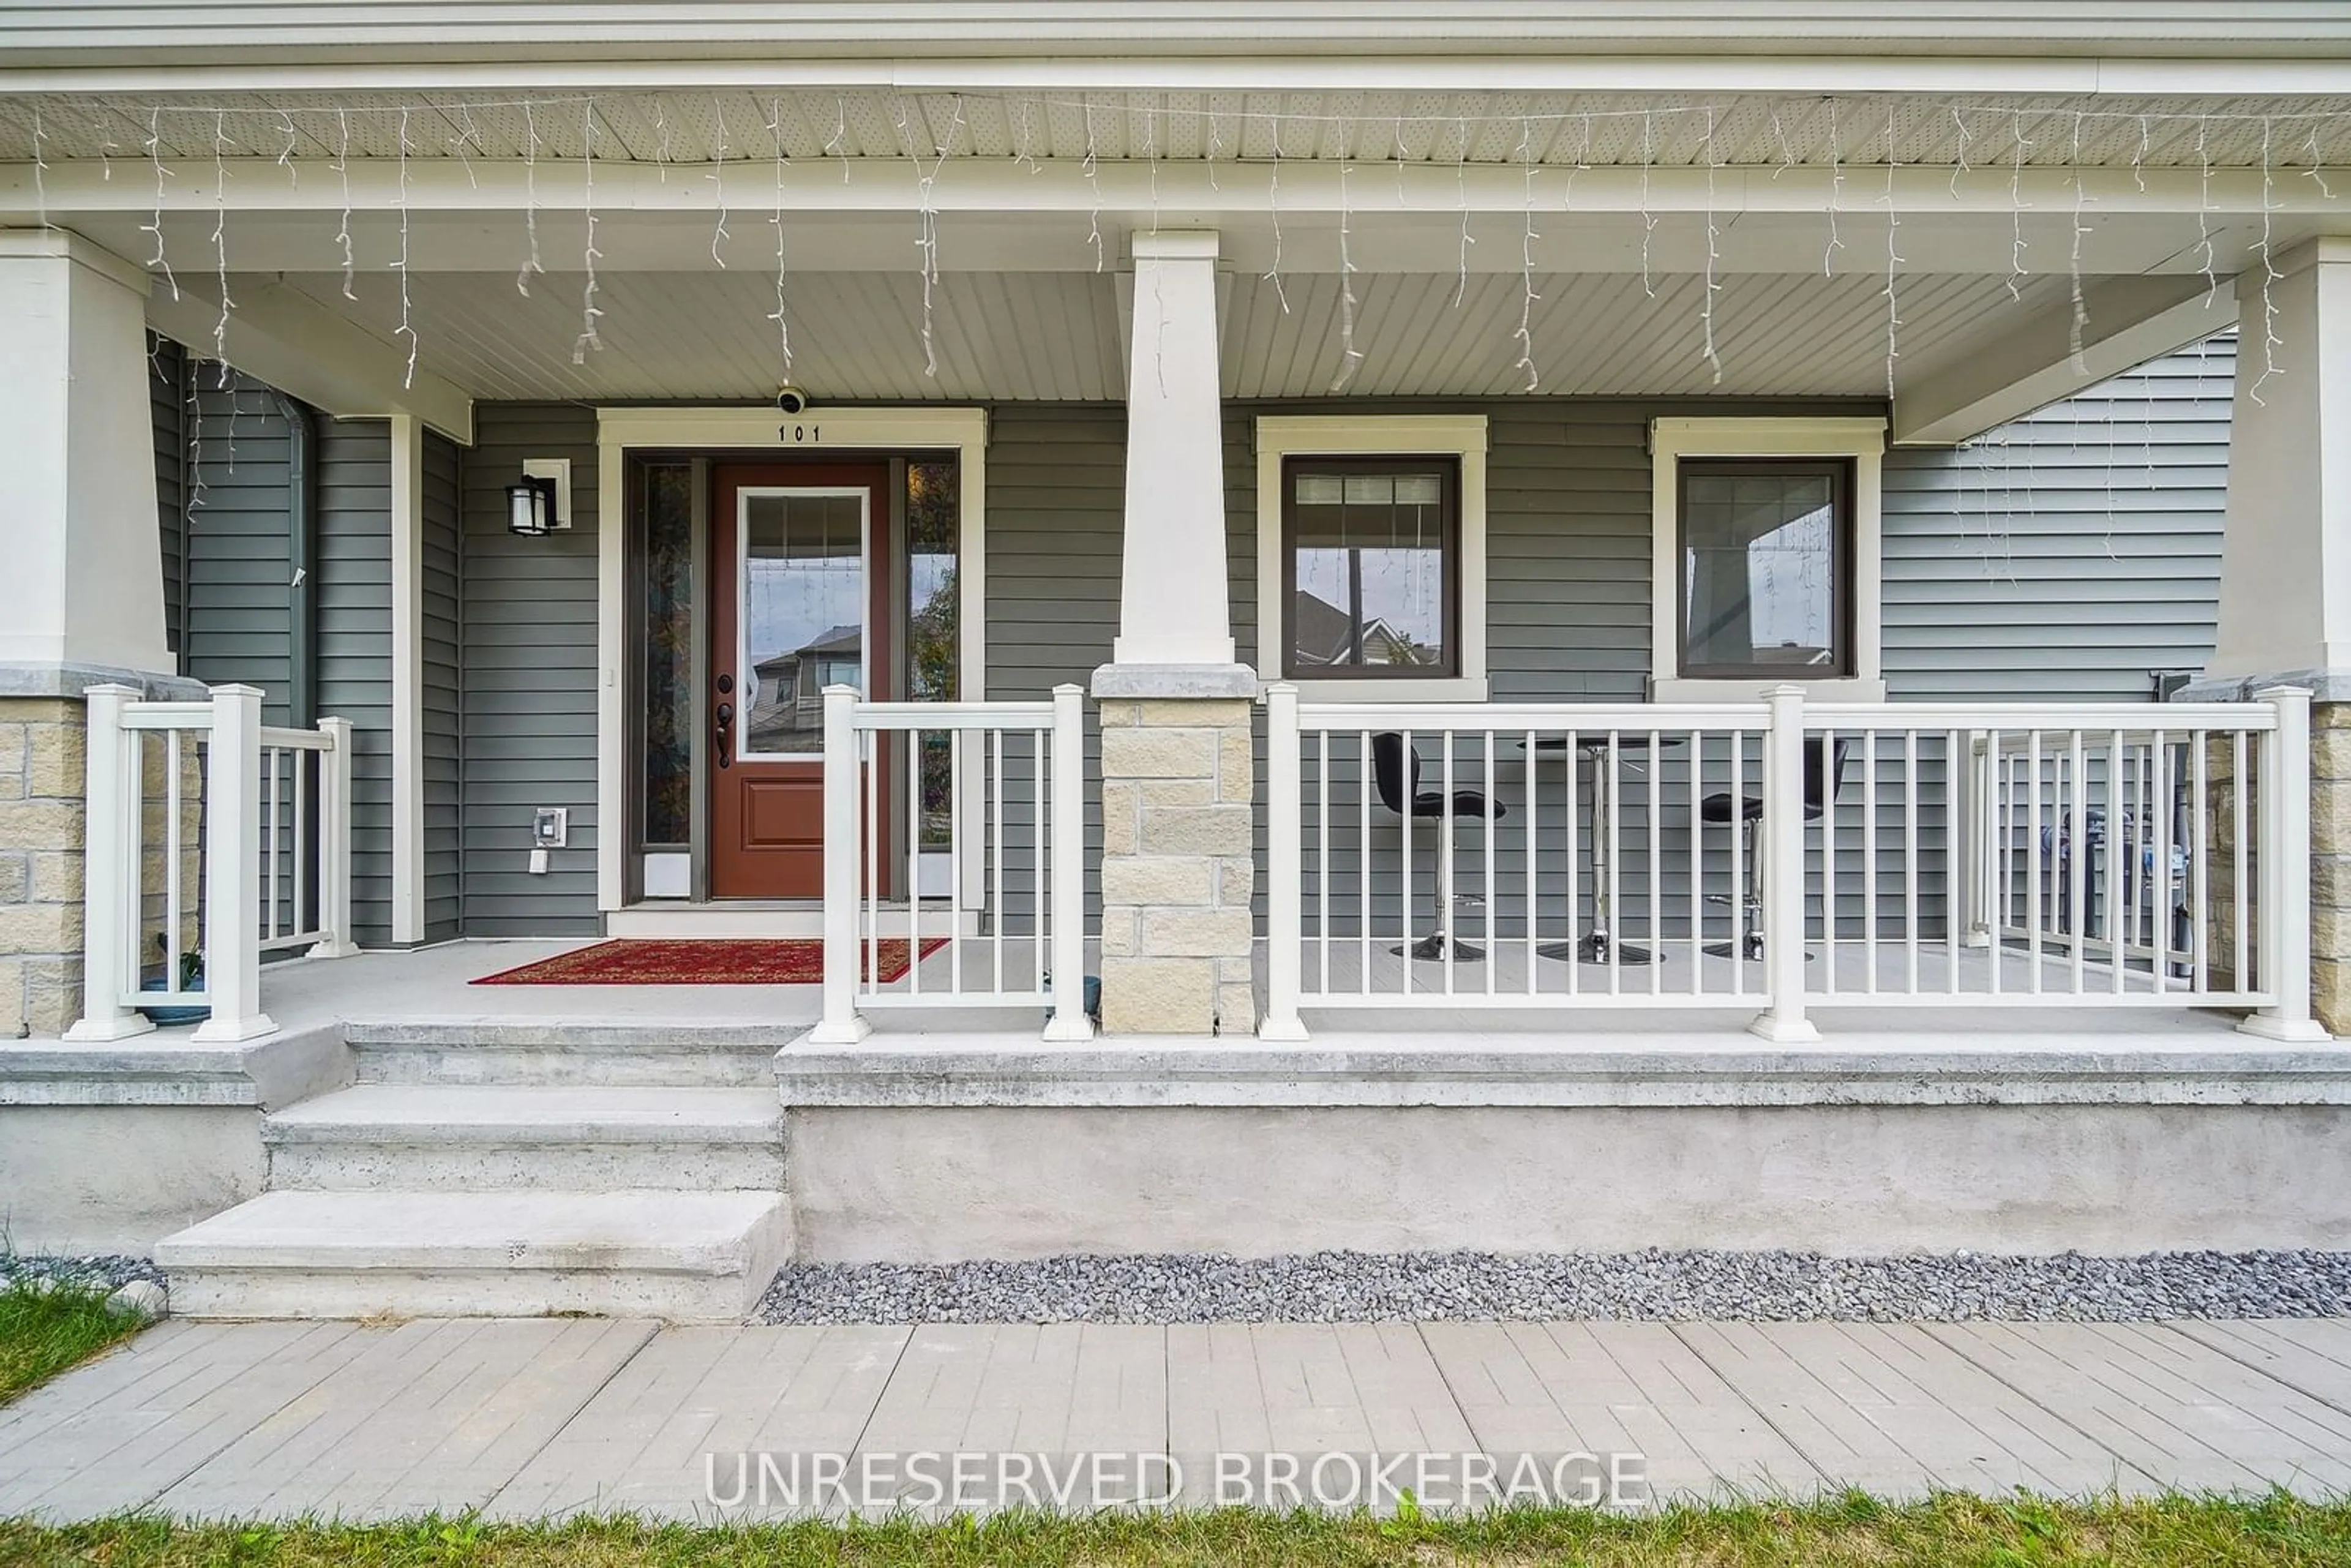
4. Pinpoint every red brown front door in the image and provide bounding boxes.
[708,462,891,898]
